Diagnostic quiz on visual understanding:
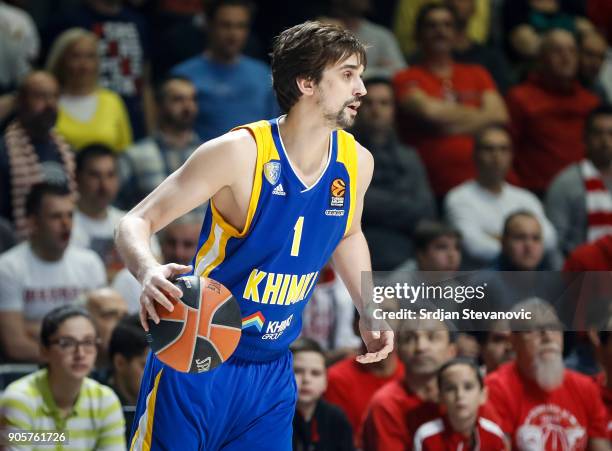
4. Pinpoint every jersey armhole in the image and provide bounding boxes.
[209,122,267,238]
[337,131,358,237]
